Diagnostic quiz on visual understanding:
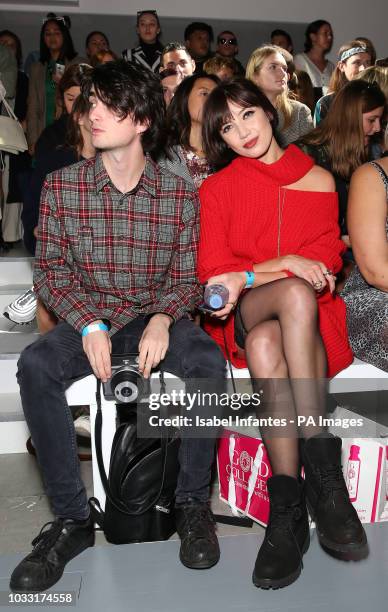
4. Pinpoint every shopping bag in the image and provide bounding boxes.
[342,438,386,523]
[378,443,388,521]
[217,429,272,527]
[218,430,387,526]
